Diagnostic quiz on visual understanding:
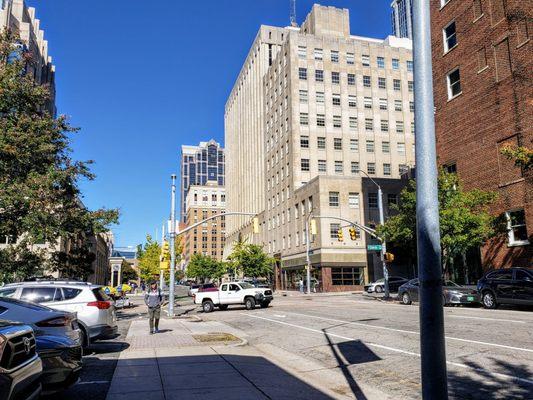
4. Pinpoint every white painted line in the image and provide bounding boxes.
[76,380,110,385]
[285,311,533,354]
[273,314,286,318]
[447,315,527,324]
[242,313,533,386]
